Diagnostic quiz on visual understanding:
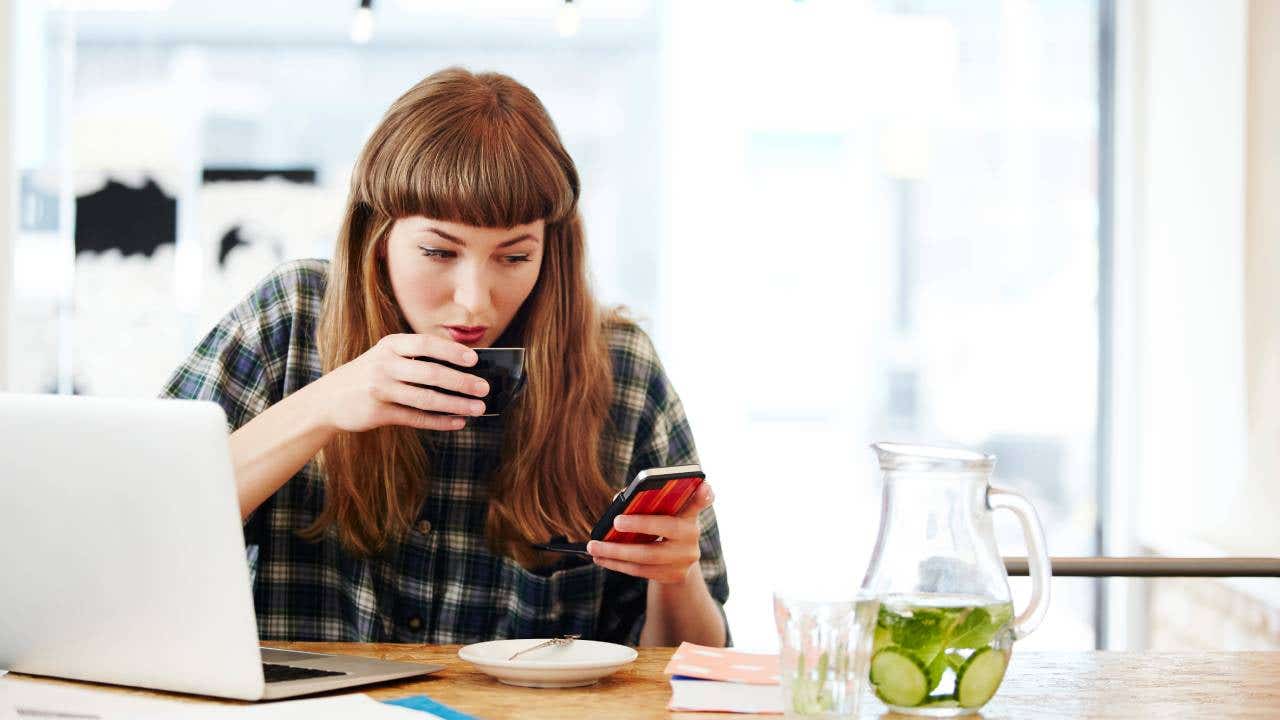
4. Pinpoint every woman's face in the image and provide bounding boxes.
[384,216,545,348]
